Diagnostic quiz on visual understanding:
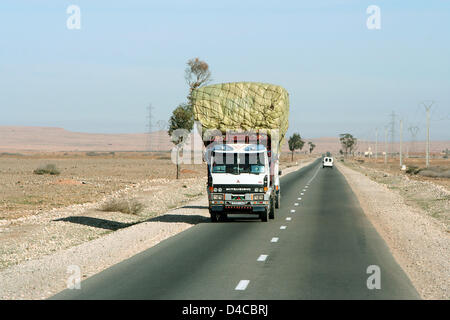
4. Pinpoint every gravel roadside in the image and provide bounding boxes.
[337,162,449,299]
[0,159,314,300]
